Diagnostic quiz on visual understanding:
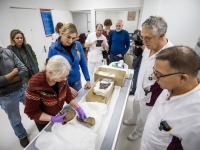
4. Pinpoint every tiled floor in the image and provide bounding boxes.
[114,95,141,150]
[0,72,141,150]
